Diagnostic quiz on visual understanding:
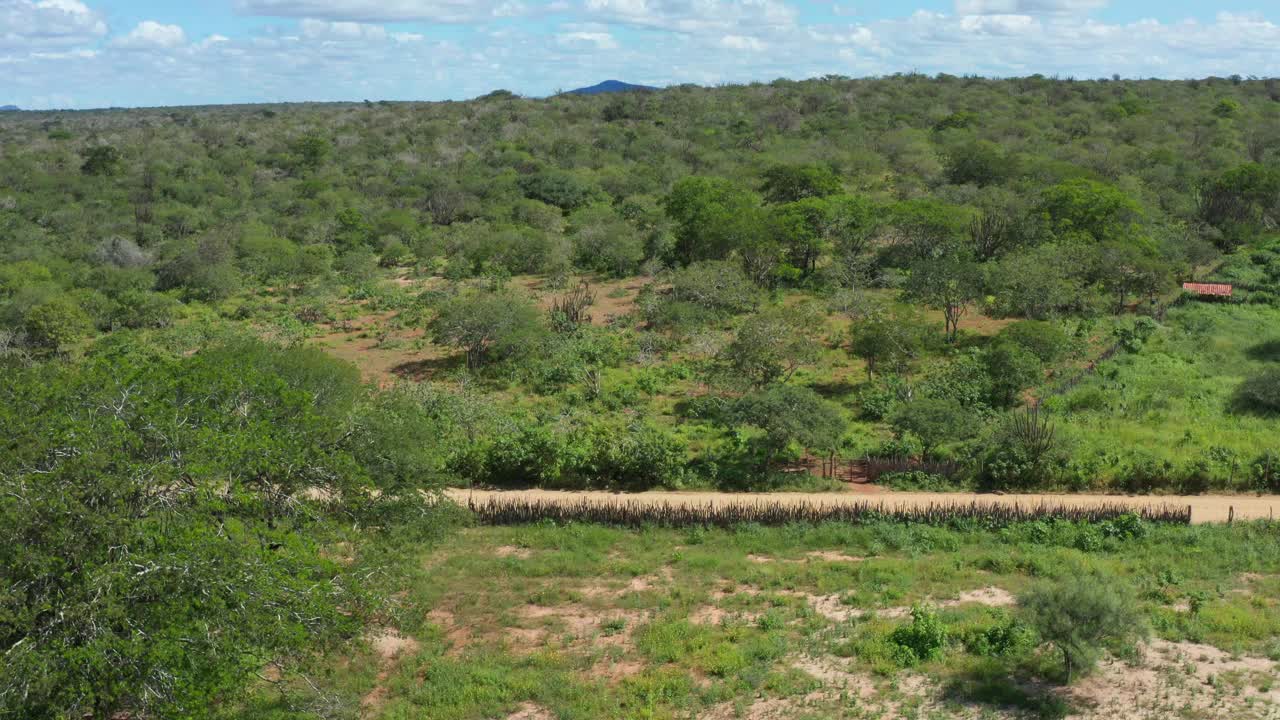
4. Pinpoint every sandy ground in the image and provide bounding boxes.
[447,488,1280,525]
